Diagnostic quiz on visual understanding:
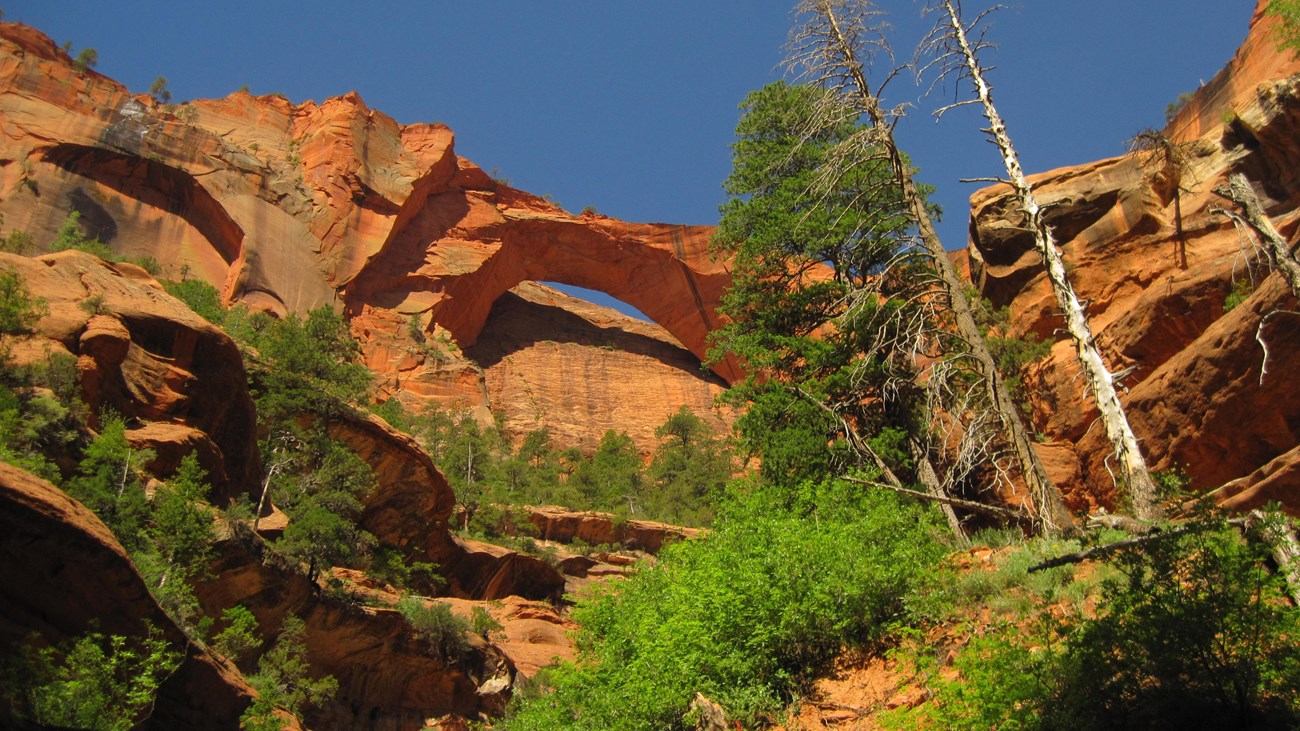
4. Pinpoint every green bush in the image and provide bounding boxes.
[501,481,945,730]
[242,616,337,730]
[471,606,504,640]
[1,627,180,731]
[212,605,262,669]
[397,597,471,662]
